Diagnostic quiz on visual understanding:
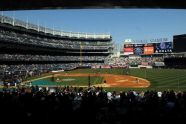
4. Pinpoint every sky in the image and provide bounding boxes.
[2,9,186,46]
